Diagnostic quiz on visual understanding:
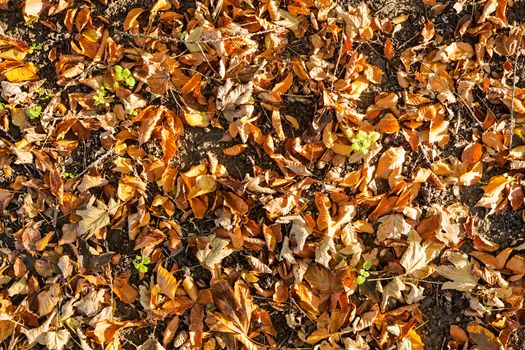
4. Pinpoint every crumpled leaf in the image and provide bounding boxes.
[380,276,406,310]
[196,235,233,270]
[315,236,336,268]
[277,215,311,253]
